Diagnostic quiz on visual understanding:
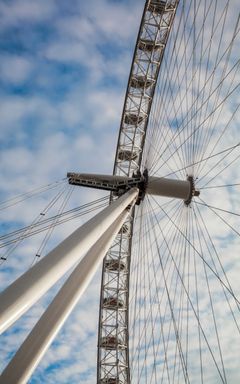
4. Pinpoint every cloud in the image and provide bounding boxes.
[0,0,56,28]
[0,55,33,85]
